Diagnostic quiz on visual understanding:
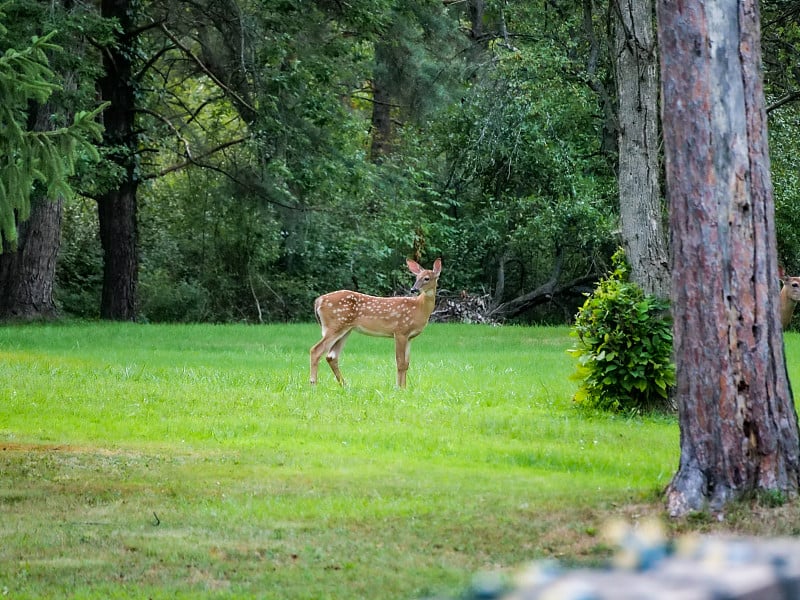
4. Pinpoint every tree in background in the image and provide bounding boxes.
[96,0,141,320]
[612,0,669,299]
[368,1,466,163]
[0,2,103,319]
[658,0,800,515]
